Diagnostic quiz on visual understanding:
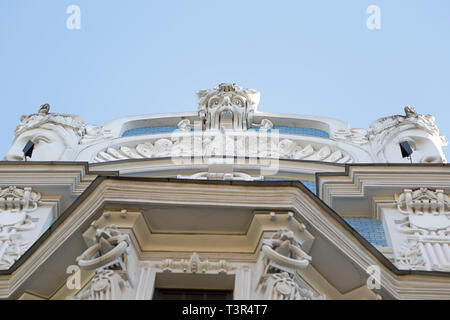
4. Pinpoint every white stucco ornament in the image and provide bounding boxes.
[3,104,111,162]
[394,188,450,271]
[73,225,134,300]
[262,229,312,273]
[197,83,260,131]
[4,104,85,161]
[0,186,41,270]
[3,92,447,165]
[368,106,447,163]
